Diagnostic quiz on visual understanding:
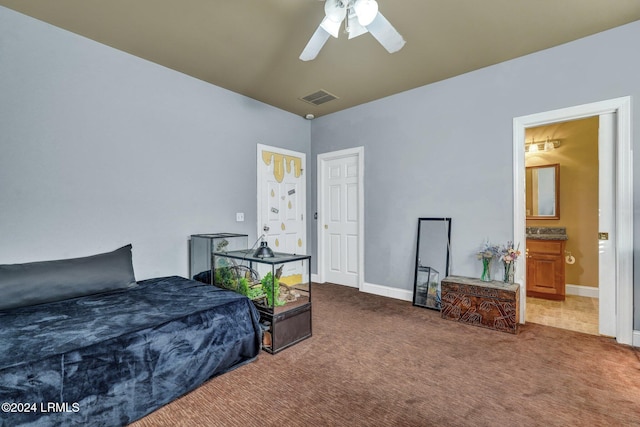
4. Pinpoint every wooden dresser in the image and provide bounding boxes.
[526,239,566,300]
